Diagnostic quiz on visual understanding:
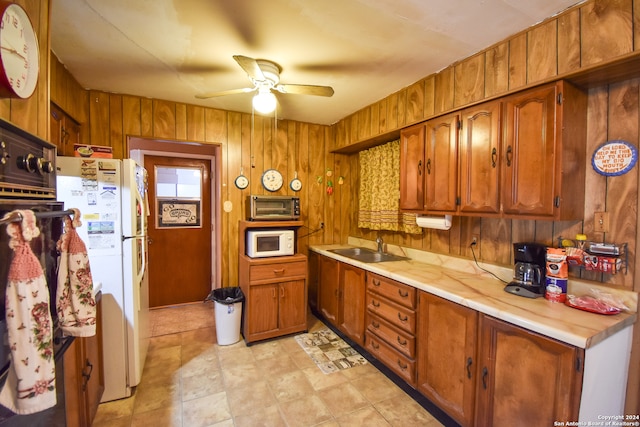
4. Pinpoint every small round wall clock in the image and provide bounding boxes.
[261,169,283,192]
[234,174,249,189]
[0,2,39,98]
[289,171,302,191]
